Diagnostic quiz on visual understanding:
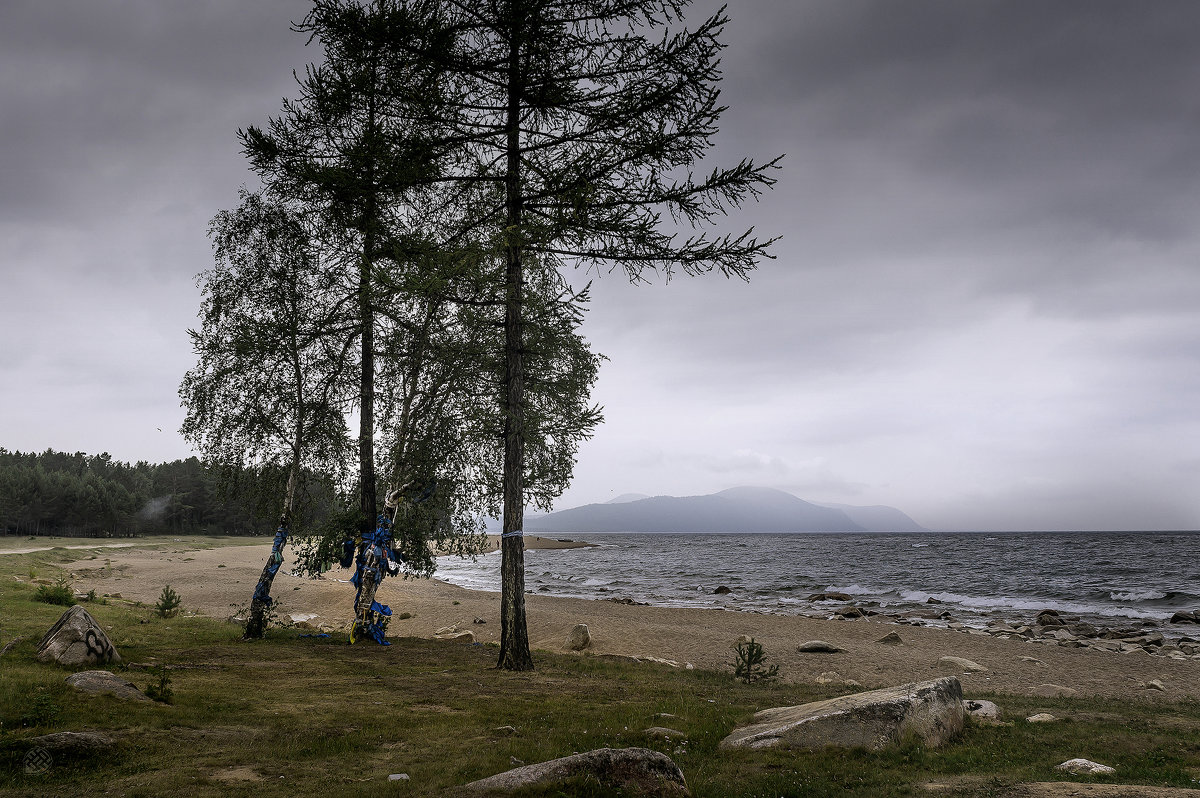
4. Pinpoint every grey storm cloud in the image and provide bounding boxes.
[3,0,1200,530]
